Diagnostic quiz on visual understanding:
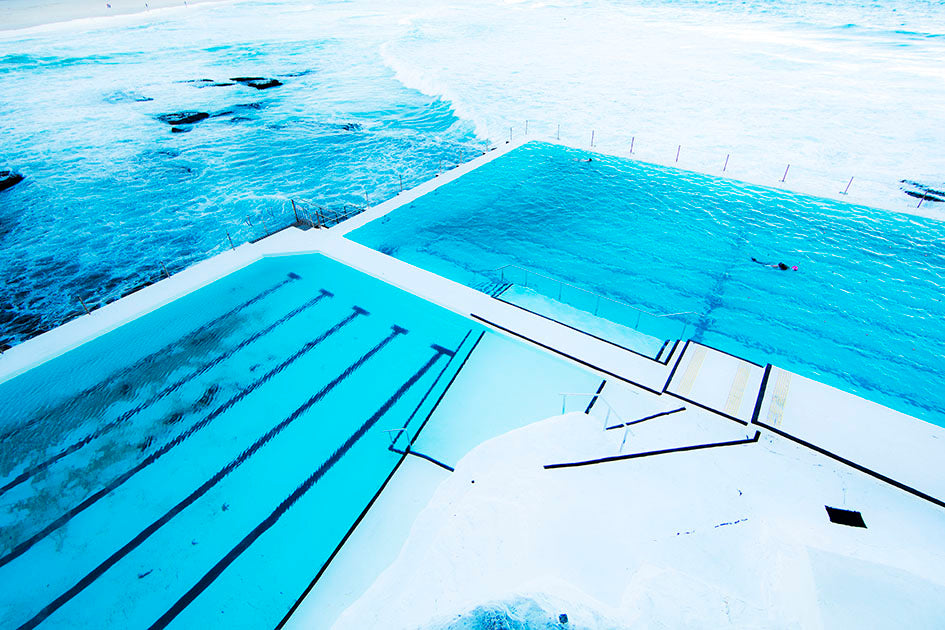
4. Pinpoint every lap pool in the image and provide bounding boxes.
[0,252,600,629]
[348,141,945,427]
